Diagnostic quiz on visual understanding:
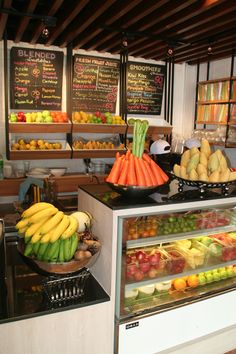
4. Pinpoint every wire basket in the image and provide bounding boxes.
[42,269,90,304]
